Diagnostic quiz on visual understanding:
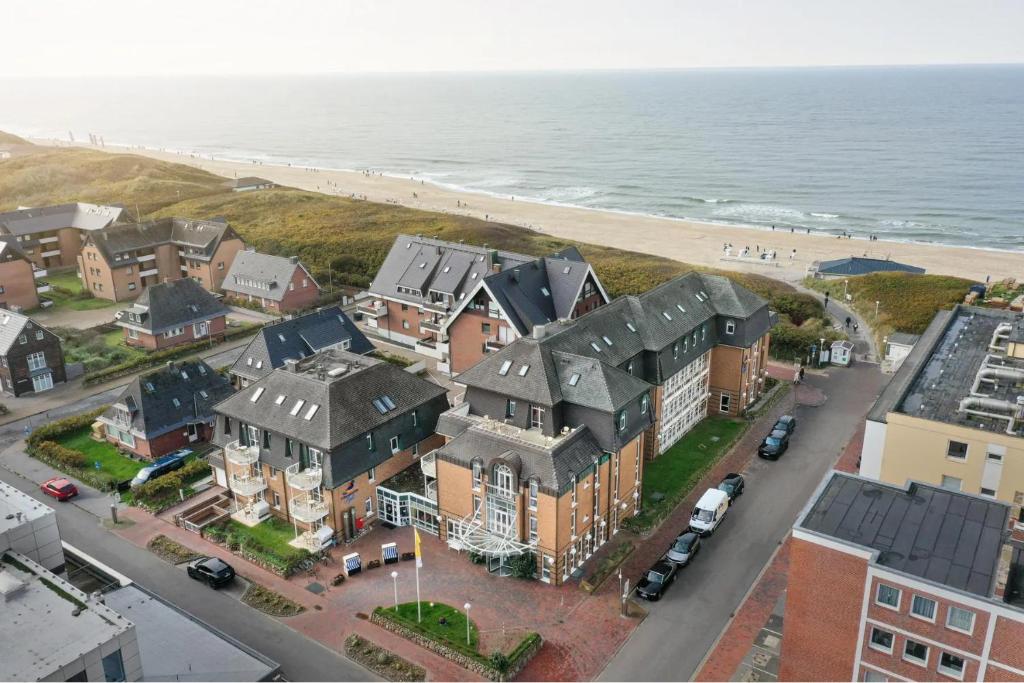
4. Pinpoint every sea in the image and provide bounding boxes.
[2,65,1023,250]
